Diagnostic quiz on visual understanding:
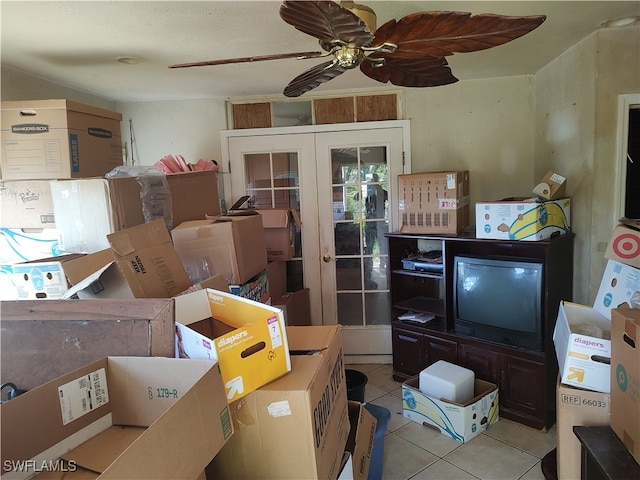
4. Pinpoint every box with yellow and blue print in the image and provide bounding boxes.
[402,376,499,443]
